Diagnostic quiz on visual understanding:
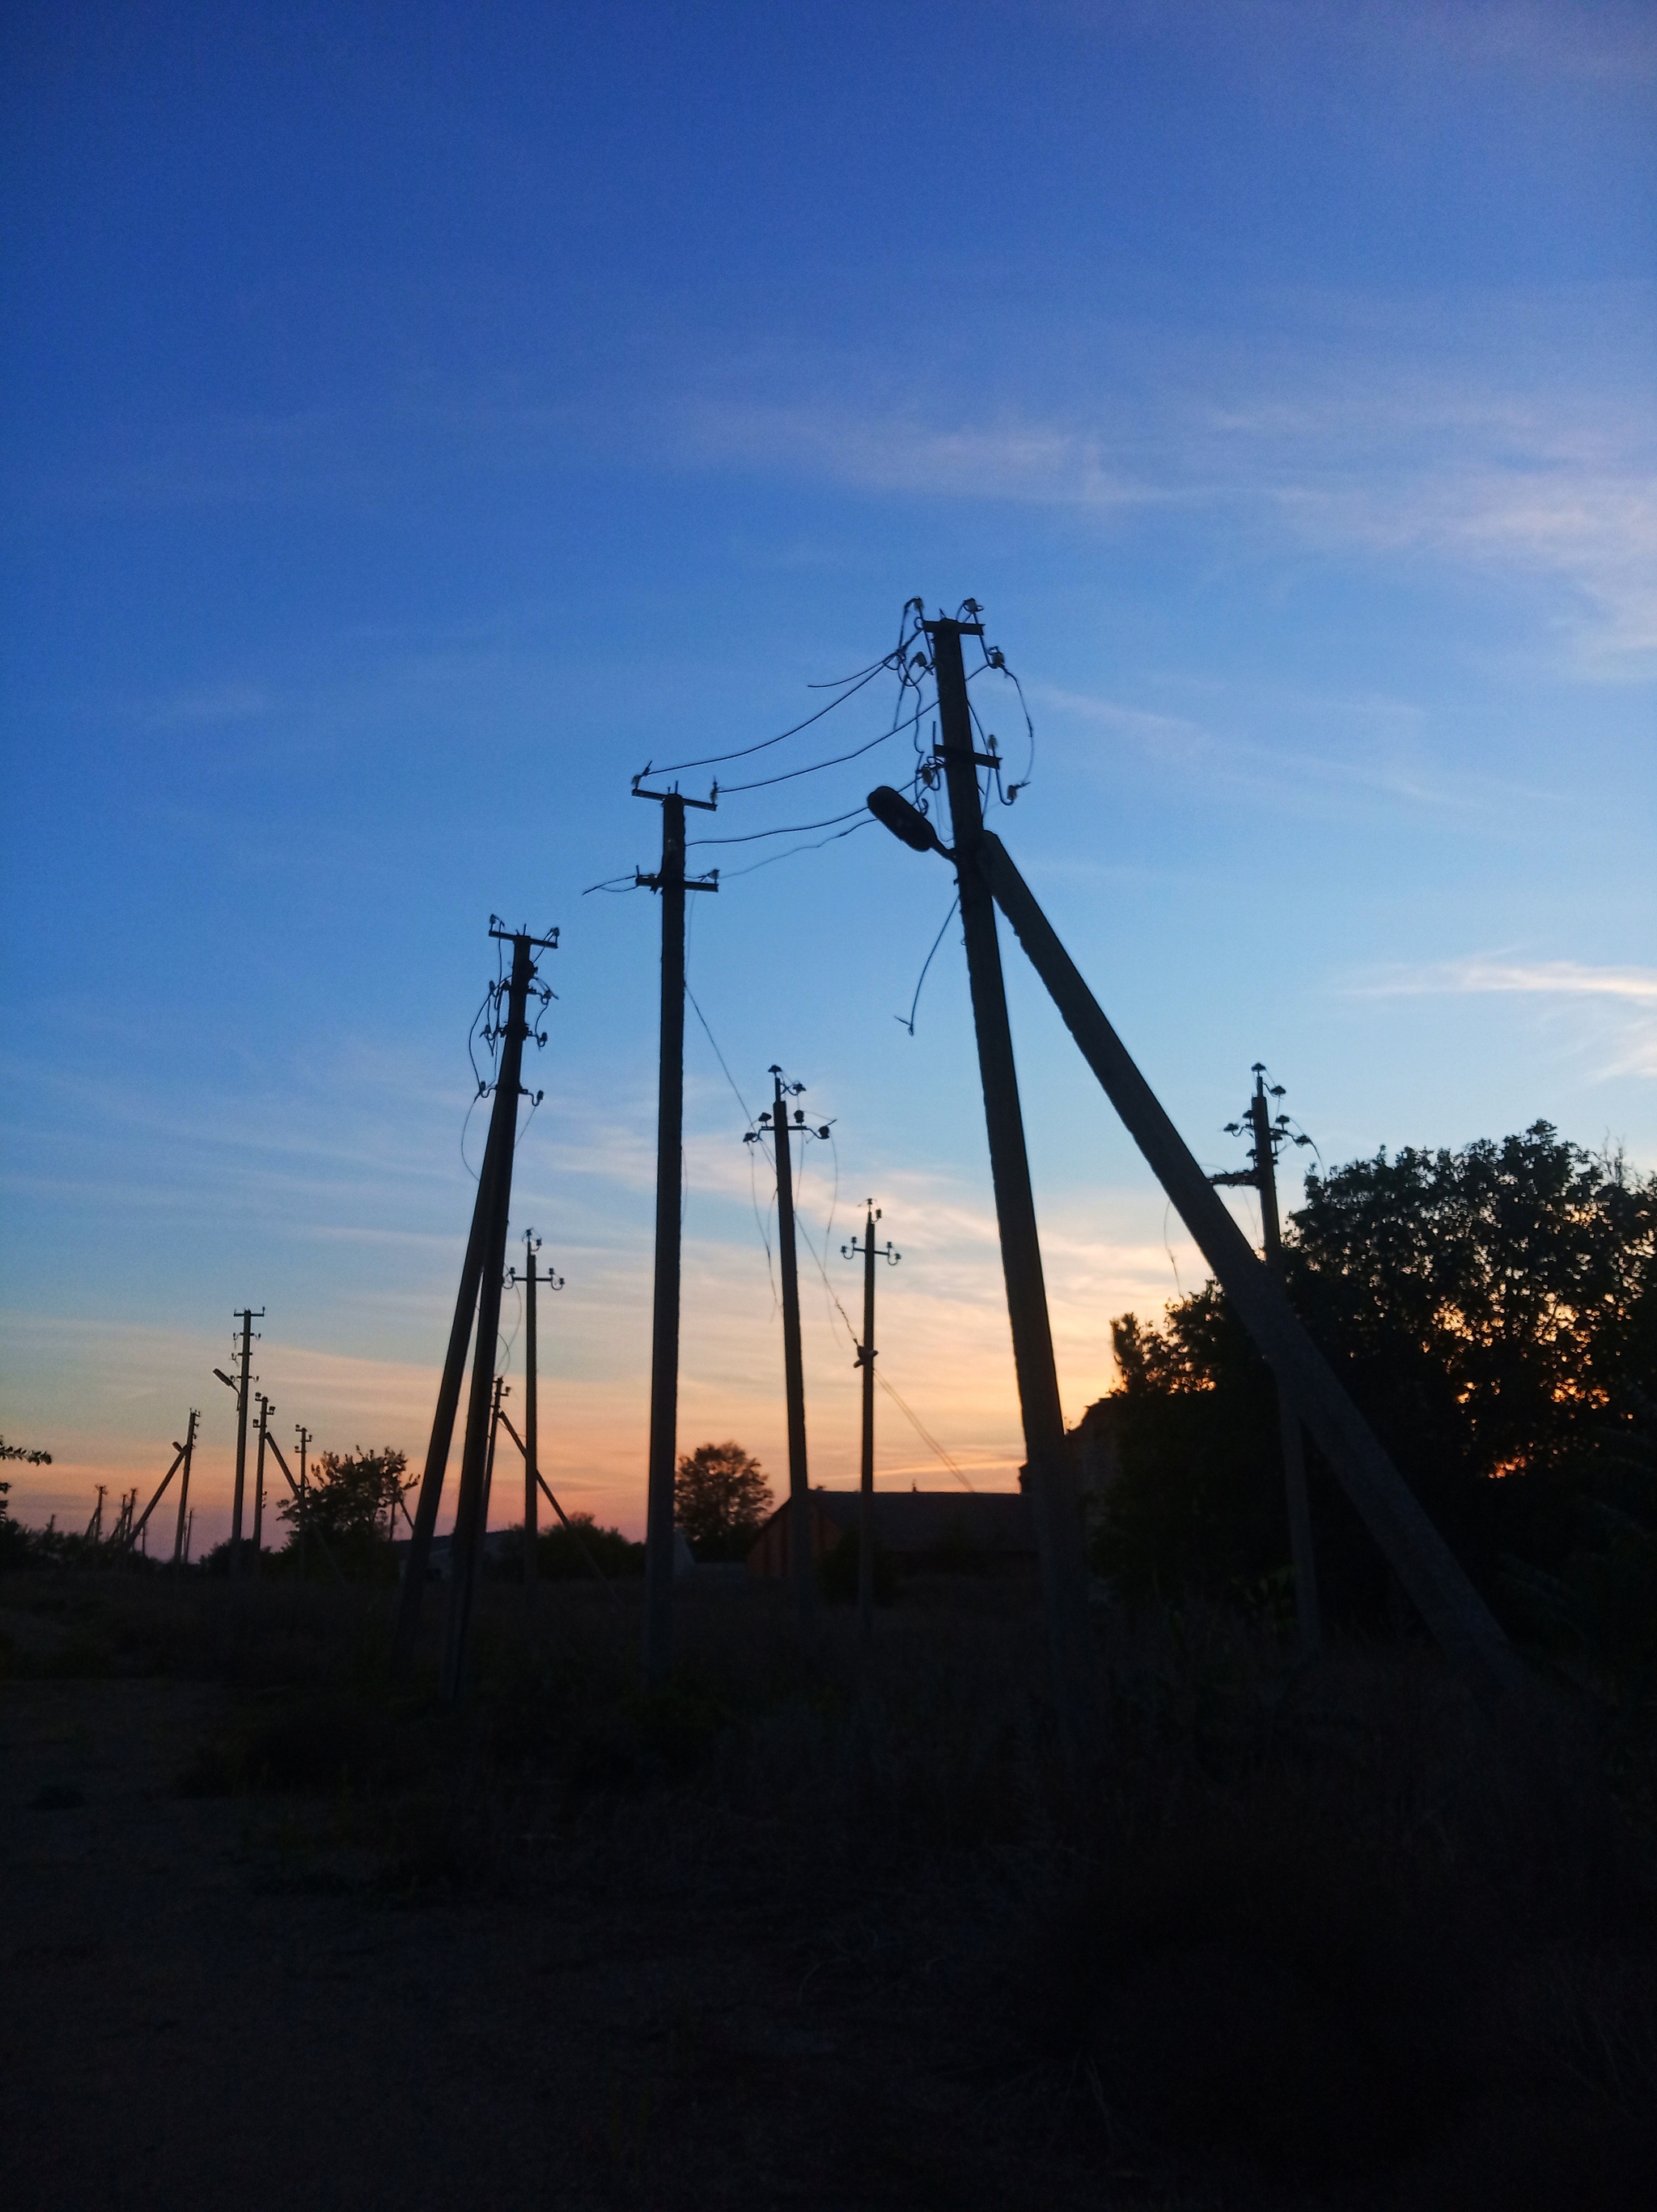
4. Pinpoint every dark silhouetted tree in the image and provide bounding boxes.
[674,1441,773,1561]
[1093,1123,1656,1654]
[278,1445,411,1578]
